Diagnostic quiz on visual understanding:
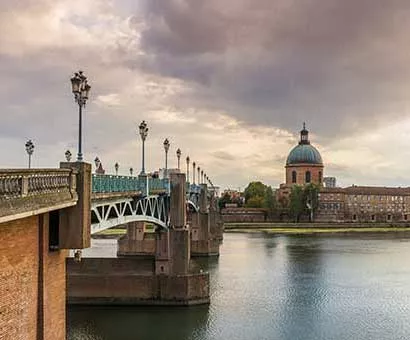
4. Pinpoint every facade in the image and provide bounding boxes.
[316,186,410,223]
